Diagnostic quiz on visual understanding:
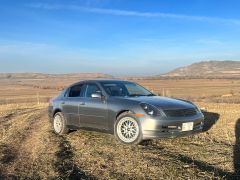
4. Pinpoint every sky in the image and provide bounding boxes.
[0,0,240,76]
